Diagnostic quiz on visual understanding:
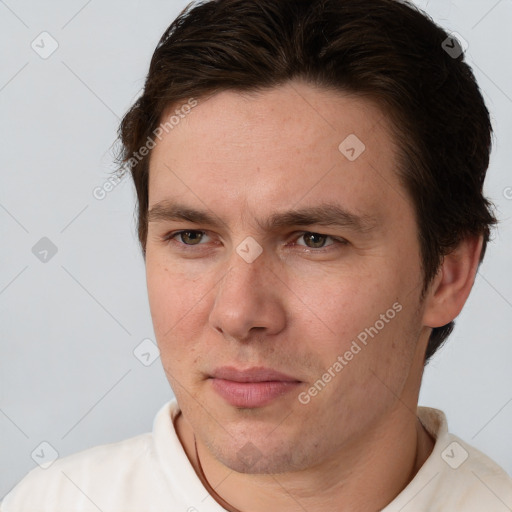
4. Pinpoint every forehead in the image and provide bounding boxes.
[147,81,411,227]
